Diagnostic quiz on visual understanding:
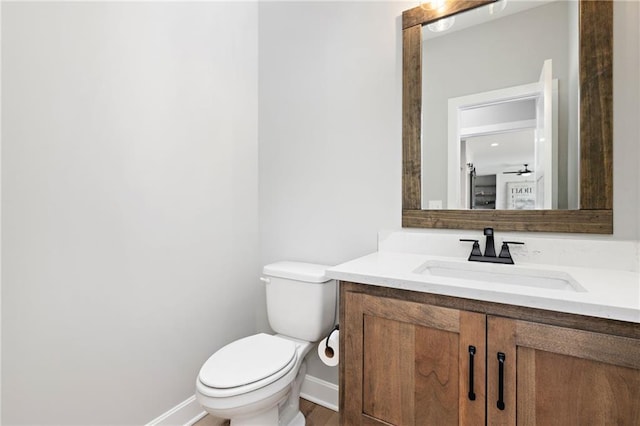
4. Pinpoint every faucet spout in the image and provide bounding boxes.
[483,227,496,257]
